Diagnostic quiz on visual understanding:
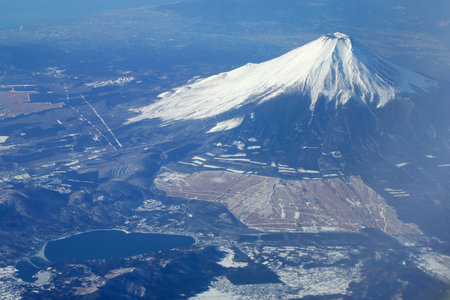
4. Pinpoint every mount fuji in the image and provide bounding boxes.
[124,32,450,251]
[128,32,438,124]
